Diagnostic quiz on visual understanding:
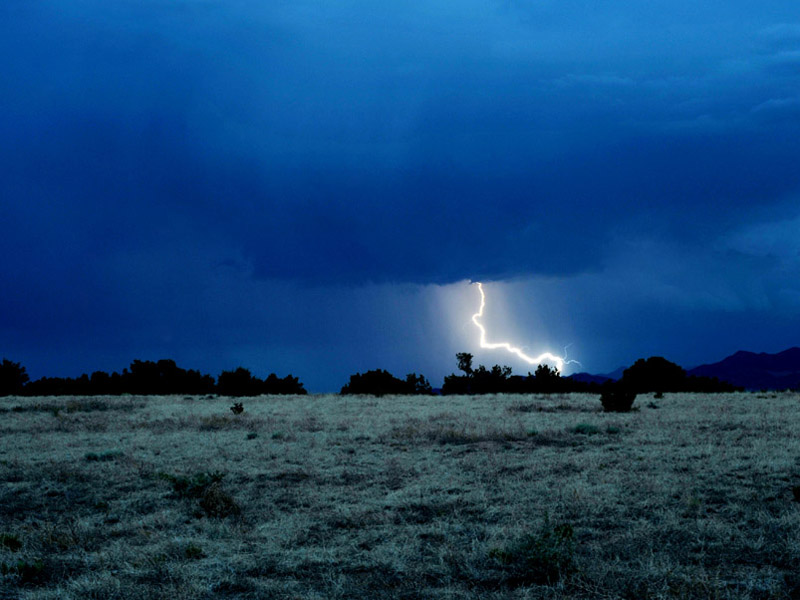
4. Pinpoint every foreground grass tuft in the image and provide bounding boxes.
[184,543,205,560]
[84,450,123,462]
[489,520,576,586]
[1,558,45,584]
[0,533,22,552]
[199,482,241,518]
[571,423,600,435]
[158,470,225,499]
